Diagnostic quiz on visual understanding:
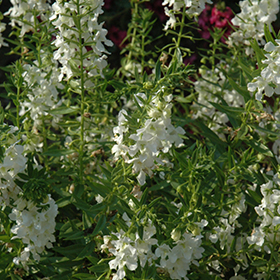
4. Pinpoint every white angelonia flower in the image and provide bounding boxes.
[103,213,157,280]
[162,0,213,29]
[247,173,280,252]
[156,231,205,280]
[19,51,64,130]
[248,39,280,100]
[228,0,279,54]
[50,0,113,82]
[112,87,185,185]
[5,0,51,37]
[193,62,245,139]
[9,195,58,269]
